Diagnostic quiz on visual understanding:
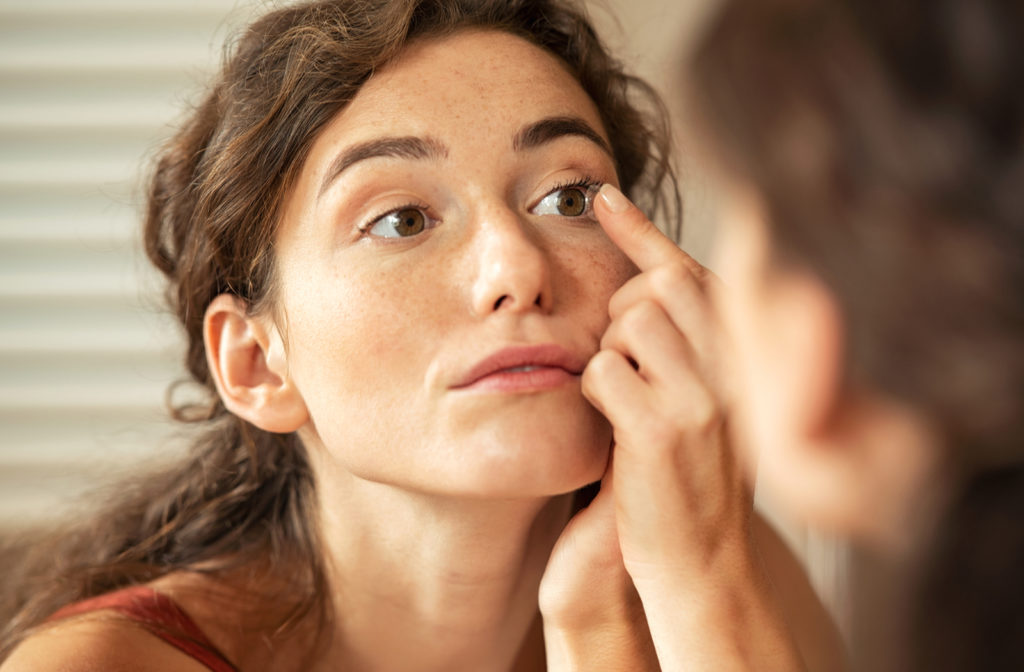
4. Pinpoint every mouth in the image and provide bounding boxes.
[500,365,546,373]
[452,344,586,393]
